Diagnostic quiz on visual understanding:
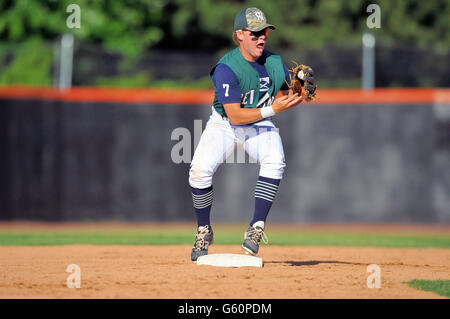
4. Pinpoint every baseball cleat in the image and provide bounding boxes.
[191,225,214,263]
[242,225,268,256]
